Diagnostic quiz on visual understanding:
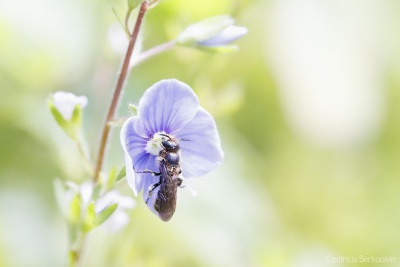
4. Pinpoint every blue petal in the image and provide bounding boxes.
[198,25,248,47]
[121,116,158,195]
[135,154,159,198]
[143,182,161,217]
[174,107,224,178]
[138,157,161,218]
[136,79,200,135]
